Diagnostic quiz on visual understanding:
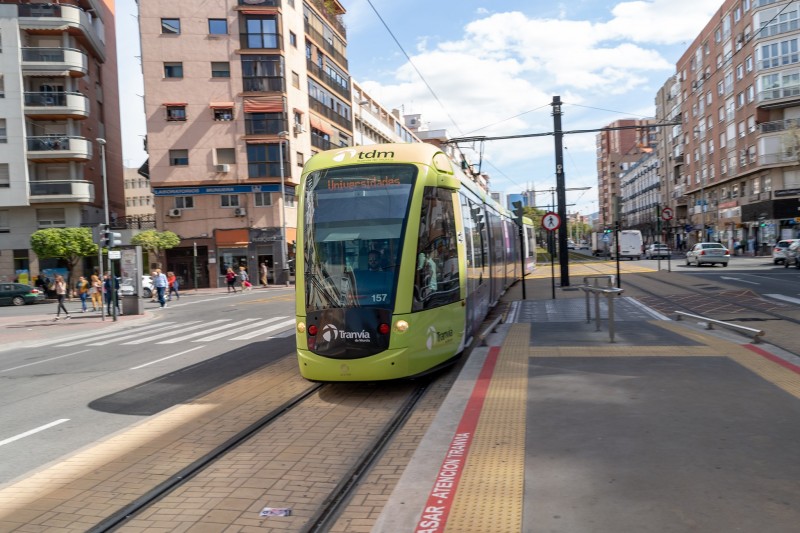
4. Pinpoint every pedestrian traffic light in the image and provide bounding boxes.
[512,200,524,225]
[102,228,122,248]
[603,227,612,234]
